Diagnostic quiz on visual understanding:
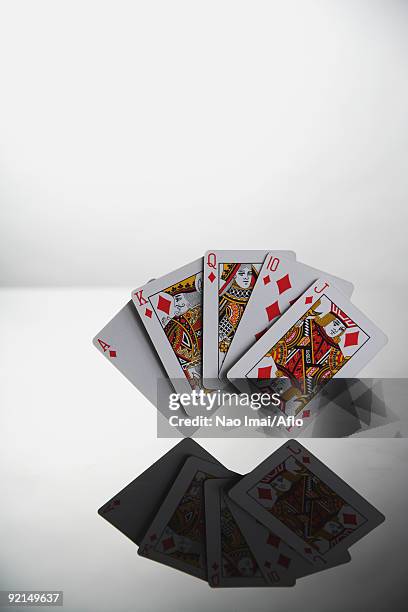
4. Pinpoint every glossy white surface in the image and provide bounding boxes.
[0,289,407,611]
